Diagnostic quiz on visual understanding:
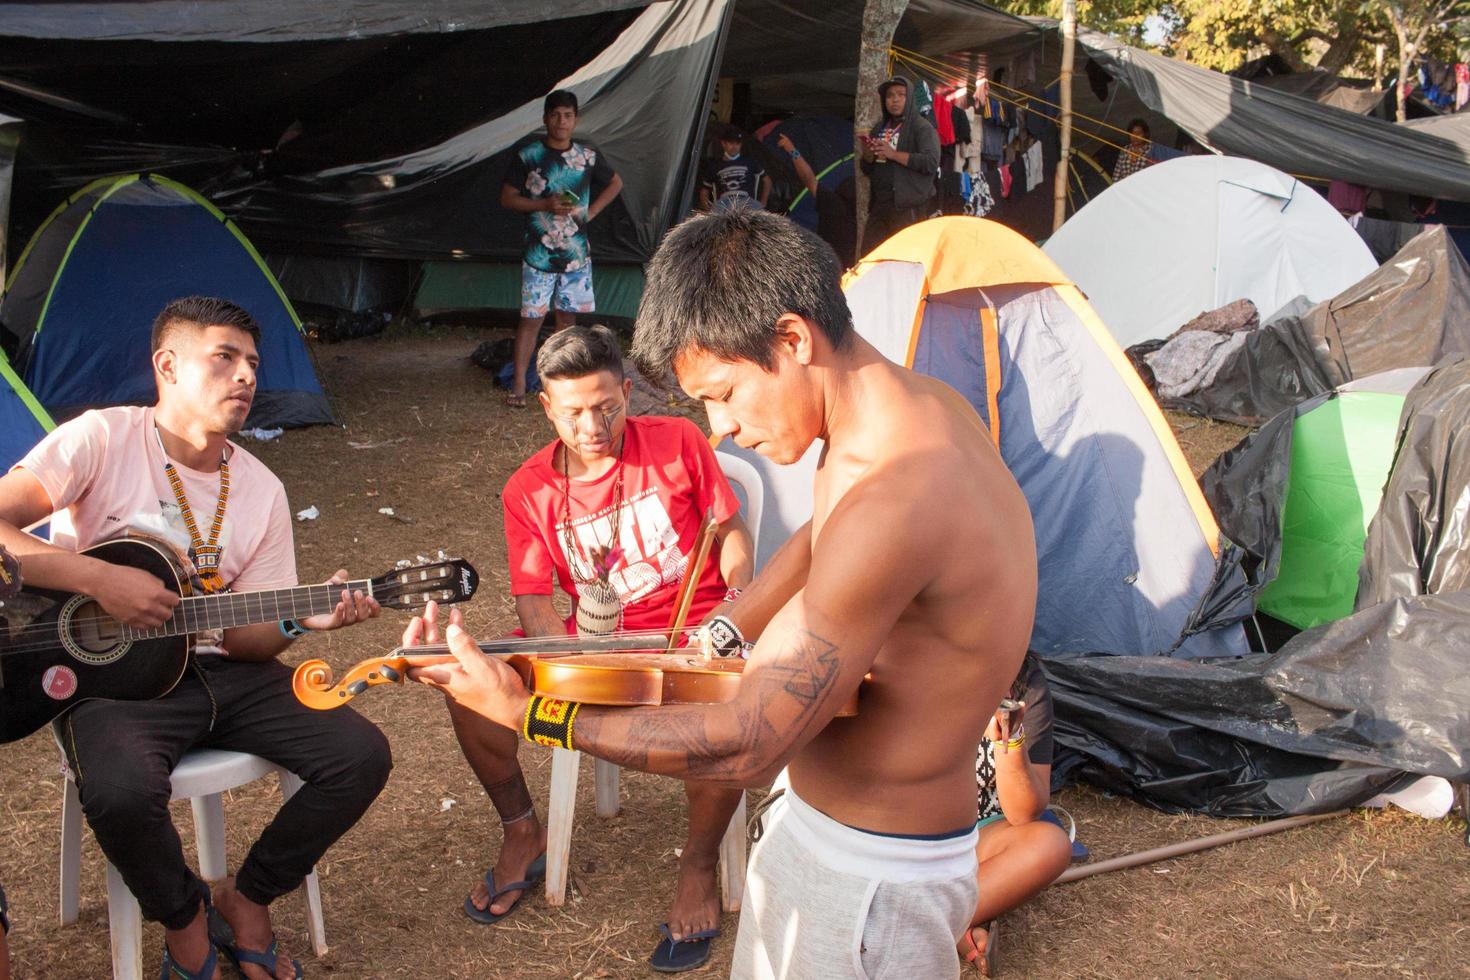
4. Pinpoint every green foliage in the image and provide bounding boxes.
[997,1,1466,73]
